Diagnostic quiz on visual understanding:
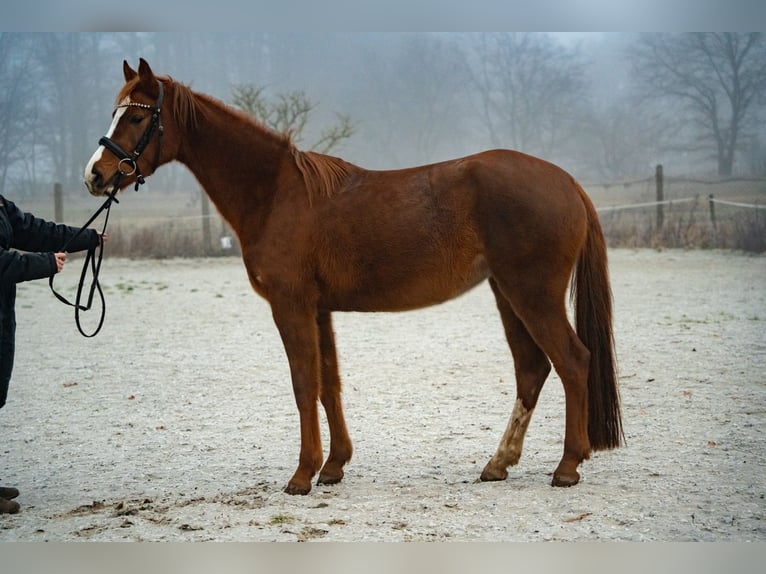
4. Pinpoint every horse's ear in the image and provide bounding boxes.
[123,60,137,82]
[137,58,155,82]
